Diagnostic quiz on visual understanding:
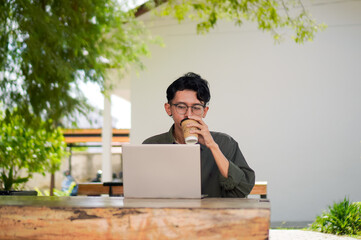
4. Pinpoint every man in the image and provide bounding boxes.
[143,72,255,197]
[61,170,78,196]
